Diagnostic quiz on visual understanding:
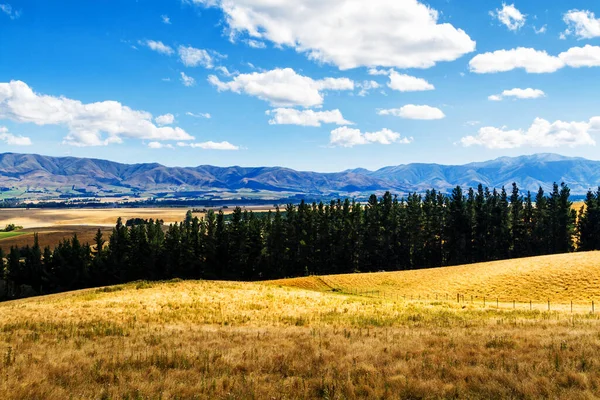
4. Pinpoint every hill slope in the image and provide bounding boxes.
[0,152,599,198]
[271,251,600,304]
[3,254,600,398]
